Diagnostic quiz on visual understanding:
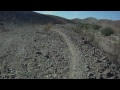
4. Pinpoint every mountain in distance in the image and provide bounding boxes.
[72,17,98,24]
[72,17,120,33]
